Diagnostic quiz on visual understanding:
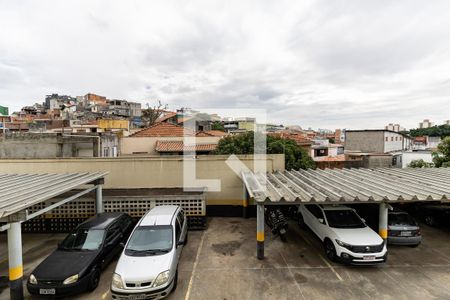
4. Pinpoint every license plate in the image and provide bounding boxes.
[39,289,55,295]
[400,231,412,236]
[363,256,376,261]
[129,295,146,300]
